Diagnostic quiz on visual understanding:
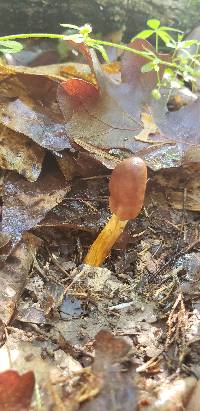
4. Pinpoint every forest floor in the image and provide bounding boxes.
[0,38,199,410]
